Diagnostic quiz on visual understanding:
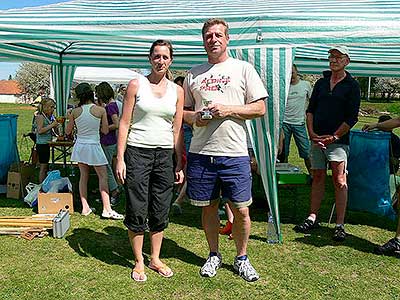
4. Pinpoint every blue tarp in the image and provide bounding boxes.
[0,114,19,184]
[348,130,396,219]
